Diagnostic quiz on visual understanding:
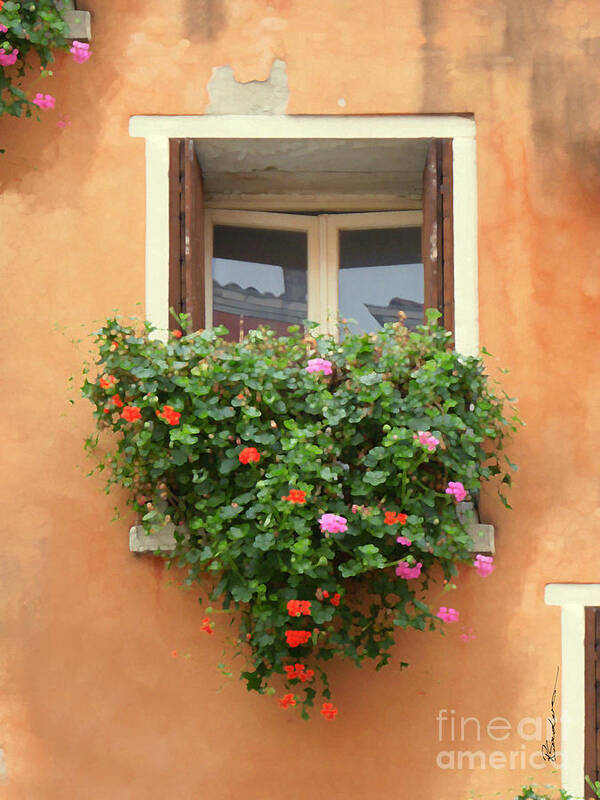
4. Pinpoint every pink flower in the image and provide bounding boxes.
[473,554,495,577]
[306,358,333,375]
[56,119,71,128]
[396,535,412,546]
[318,513,347,534]
[70,40,91,64]
[351,504,360,514]
[395,561,422,579]
[460,628,476,642]
[437,607,459,623]
[32,93,55,110]
[0,25,8,33]
[445,481,467,503]
[415,430,440,452]
[0,47,18,66]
